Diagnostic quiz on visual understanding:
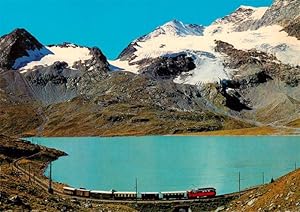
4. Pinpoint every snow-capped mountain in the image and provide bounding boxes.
[0,28,51,70]
[1,2,299,87]
[207,6,268,34]
[140,20,204,41]
[0,28,108,75]
[116,20,204,67]
[110,4,300,85]
[0,29,109,104]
